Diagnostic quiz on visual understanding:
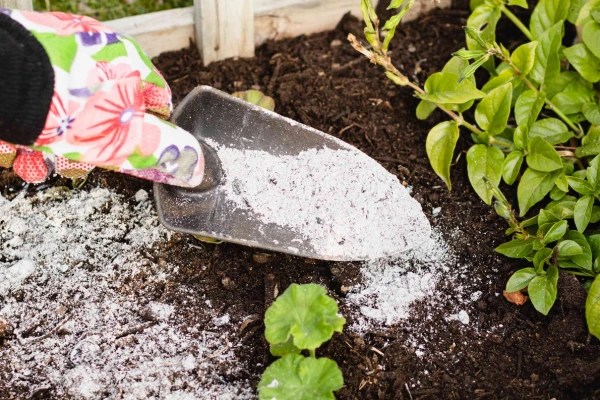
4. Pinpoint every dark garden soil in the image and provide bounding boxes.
[2,0,600,399]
